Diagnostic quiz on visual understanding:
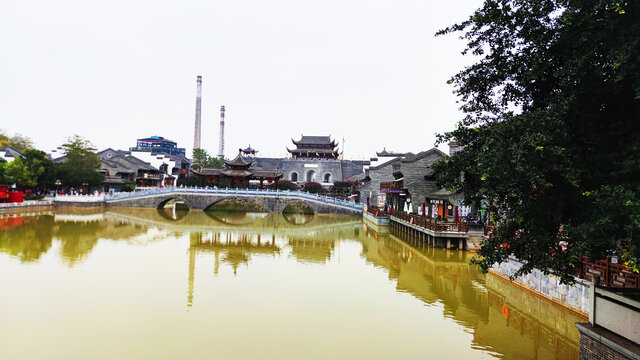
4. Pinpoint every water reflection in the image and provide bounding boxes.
[282,212,314,225]
[0,213,54,262]
[157,208,189,221]
[0,210,156,265]
[204,211,269,225]
[0,209,584,359]
[359,227,582,359]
